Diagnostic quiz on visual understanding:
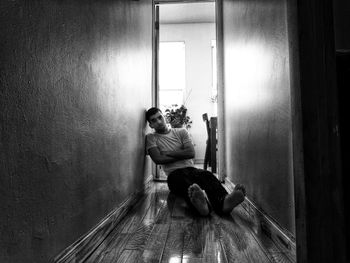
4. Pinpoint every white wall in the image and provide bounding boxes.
[160,23,216,163]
